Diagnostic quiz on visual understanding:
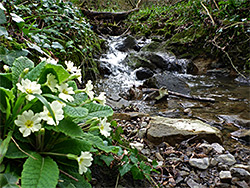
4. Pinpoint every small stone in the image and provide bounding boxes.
[186,179,203,188]
[211,143,225,154]
[218,163,229,171]
[219,171,232,183]
[138,128,147,138]
[210,158,218,167]
[233,164,250,173]
[140,121,148,128]
[189,157,210,170]
[129,142,144,151]
[230,167,250,181]
[235,180,250,188]
[216,153,236,166]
